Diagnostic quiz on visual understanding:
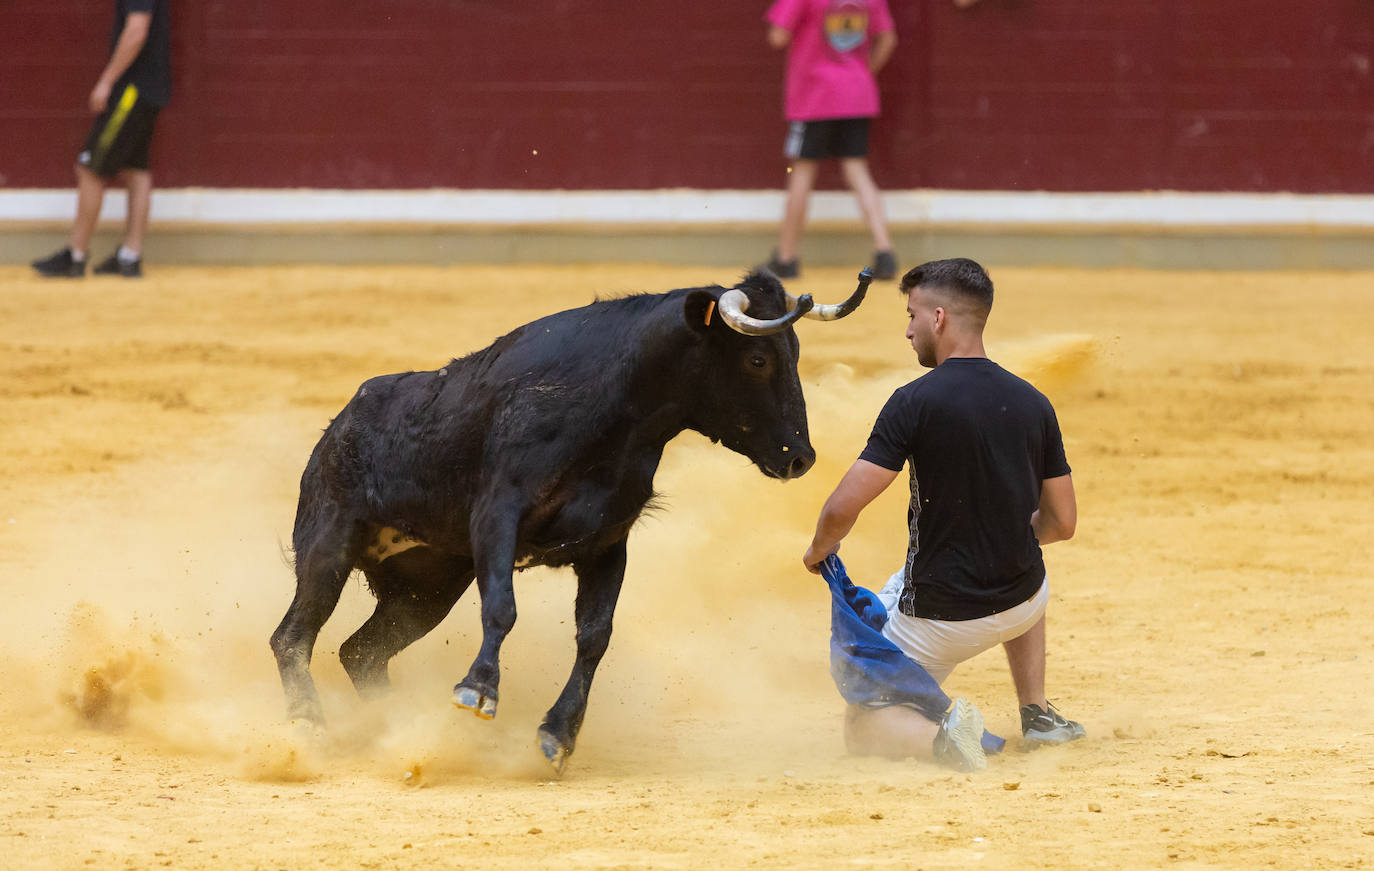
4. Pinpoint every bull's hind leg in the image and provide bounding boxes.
[340,552,475,697]
[538,541,627,774]
[269,518,365,724]
[453,509,520,720]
